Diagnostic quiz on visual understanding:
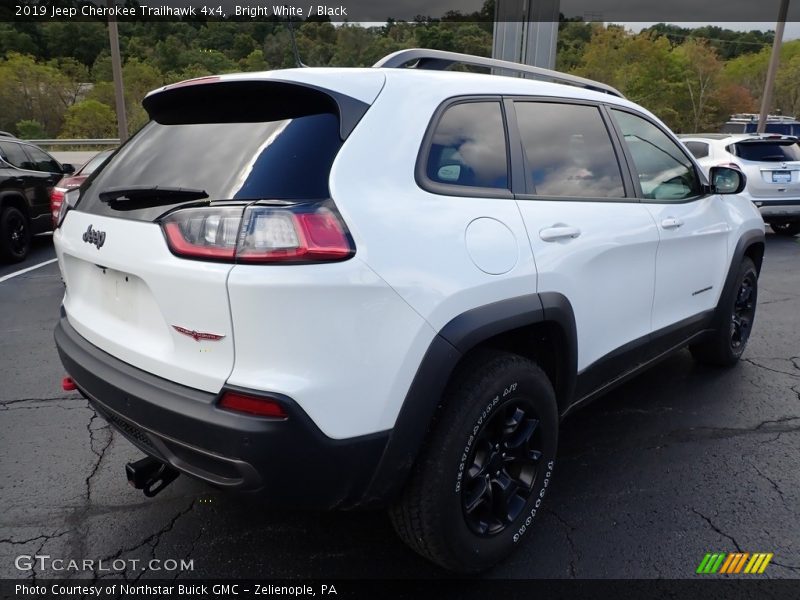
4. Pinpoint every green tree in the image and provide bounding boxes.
[673,40,724,131]
[0,53,73,135]
[15,119,46,139]
[60,99,117,138]
[240,49,267,72]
